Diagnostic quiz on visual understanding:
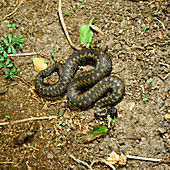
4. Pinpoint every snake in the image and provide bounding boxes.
[34,48,125,117]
